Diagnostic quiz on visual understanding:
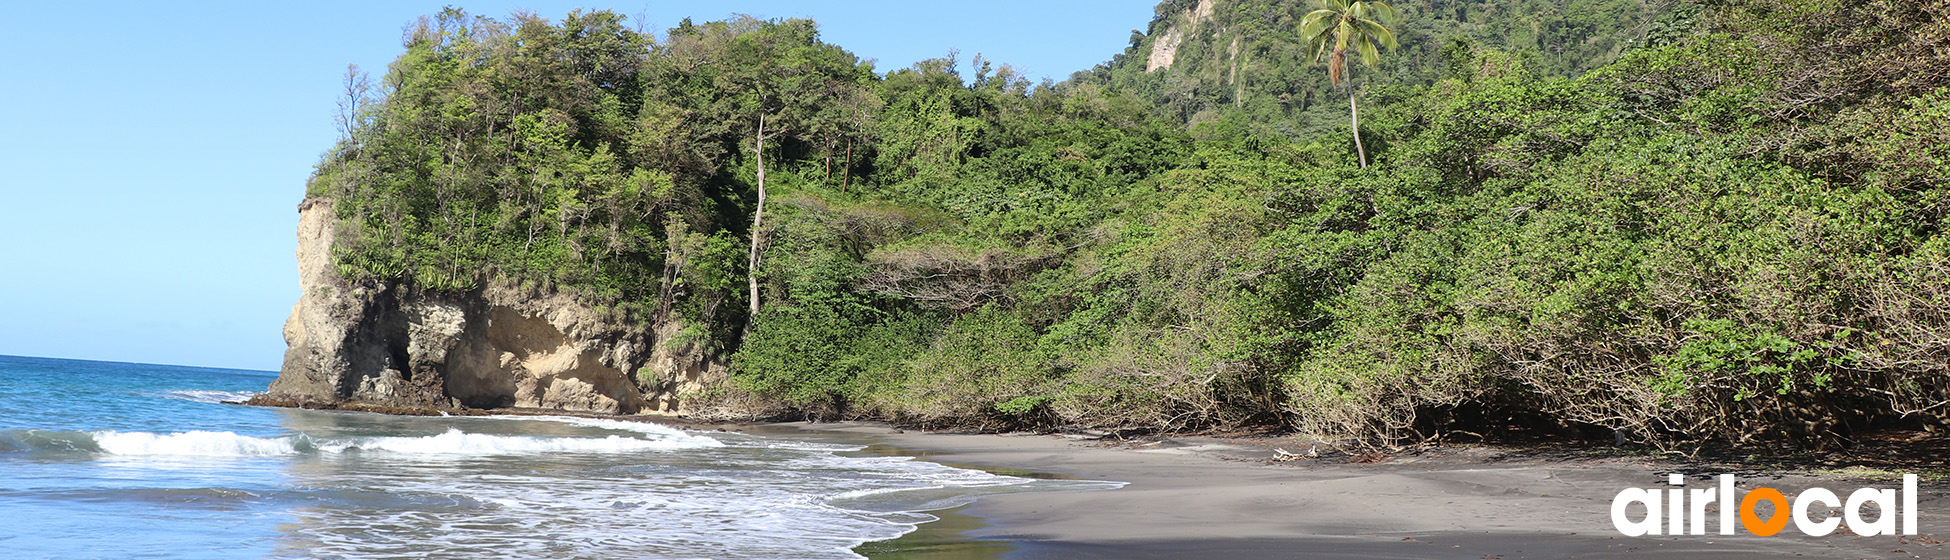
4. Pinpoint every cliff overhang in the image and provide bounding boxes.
[248,197,722,416]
